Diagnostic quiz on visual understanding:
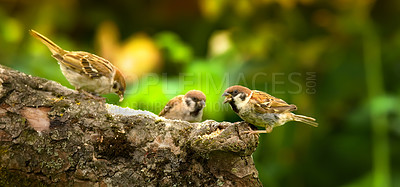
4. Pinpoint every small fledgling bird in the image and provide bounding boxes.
[30,30,126,101]
[222,85,318,133]
[159,90,206,122]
